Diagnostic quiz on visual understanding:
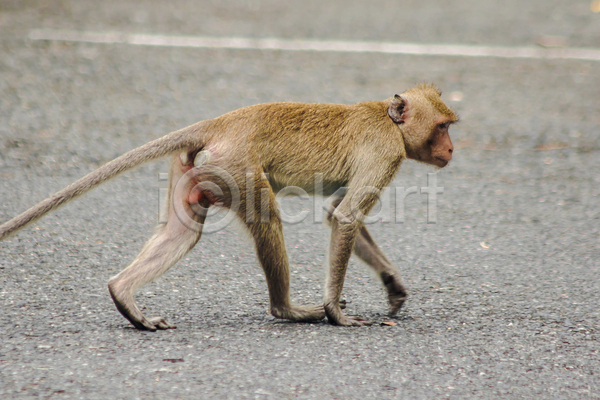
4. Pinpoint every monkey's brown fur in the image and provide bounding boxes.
[0,84,456,330]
